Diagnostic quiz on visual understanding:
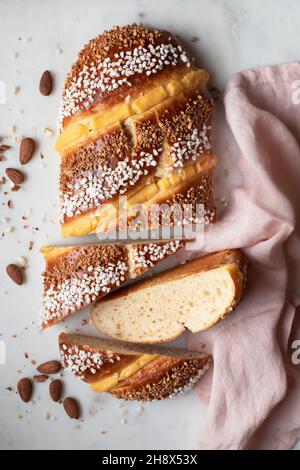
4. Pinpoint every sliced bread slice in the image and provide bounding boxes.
[91,249,247,343]
[59,333,211,401]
